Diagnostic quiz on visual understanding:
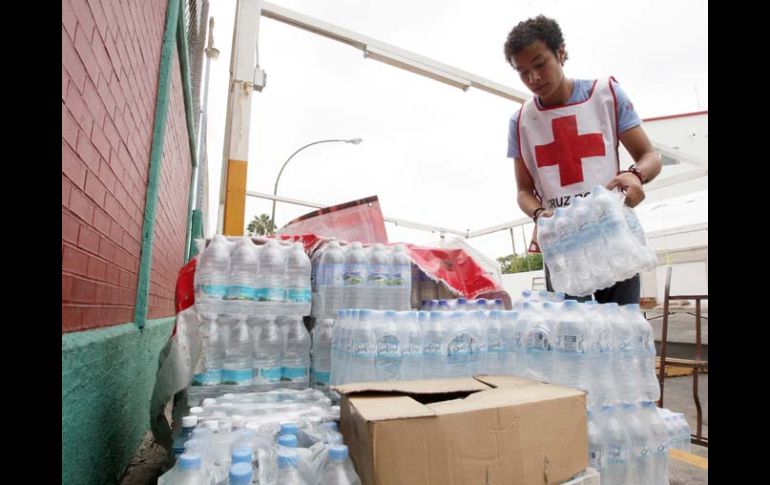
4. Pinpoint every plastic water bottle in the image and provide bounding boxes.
[399,311,422,381]
[586,409,604,476]
[225,236,260,315]
[195,235,231,314]
[367,244,391,309]
[621,402,654,484]
[537,216,570,293]
[590,186,637,281]
[597,405,632,485]
[285,242,311,316]
[223,315,252,385]
[622,303,660,402]
[318,445,362,485]
[344,242,369,309]
[552,300,590,391]
[258,240,286,314]
[573,196,611,290]
[350,310,375,383]
[583,301,618,406]
[485,310,505,375]
[391,245,412,310]
[330,311,346,385]
[274,451,307,485]
[642,401,671,484]
[282,316,311,388]
[168,453,206,485]
[228,462,253,485]
[522,301,554,383]
[312,318,334,390]
[172,416,198,459]
[422,311,448,379]
[604,303,640,402]
[193,314,224,386]
[374,310,402,381]
[251,315,283,389]
[318,241,346,319]
[499,310,521,376]
[468,310,488,376]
